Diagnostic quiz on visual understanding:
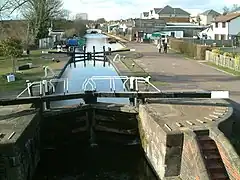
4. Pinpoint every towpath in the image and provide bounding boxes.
[125,42,240,106]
